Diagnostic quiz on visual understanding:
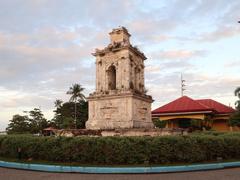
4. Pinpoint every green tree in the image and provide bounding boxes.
[6,115,29,134]
[28,108,48,134]
[52,100,88,129]
[152,118,167,128]
[51,99,63,128]
[229,87,240,127]
[229,113,240,127]
[77,100,88,128]
[66,84,86,128]
[62,117,75,129]
[234,87,240,111]
[54,99,63,109]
